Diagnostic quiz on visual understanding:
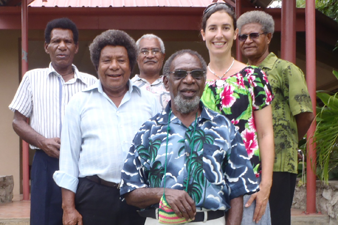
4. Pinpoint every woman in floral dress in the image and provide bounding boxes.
[200,2,275,225]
